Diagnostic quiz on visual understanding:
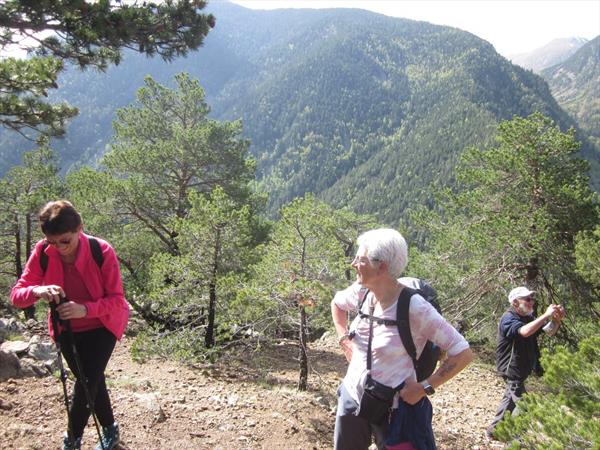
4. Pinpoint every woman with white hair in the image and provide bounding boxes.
[331,228,473,450]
